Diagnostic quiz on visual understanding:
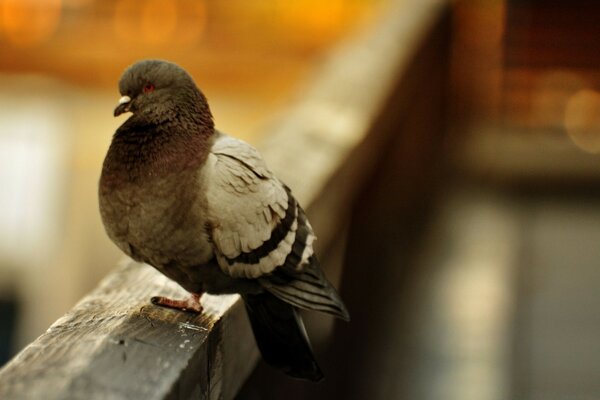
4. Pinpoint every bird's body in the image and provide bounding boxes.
[99,60,348,381]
